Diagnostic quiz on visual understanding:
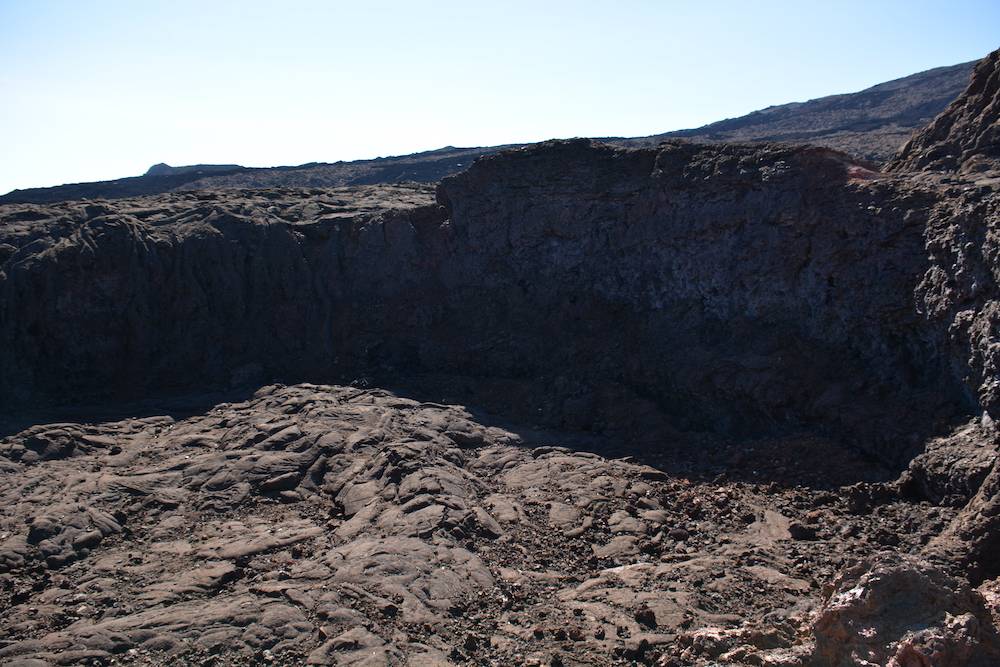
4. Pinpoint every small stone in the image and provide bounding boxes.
[71,530,103,551]
[260,472,299,492]
[668,527,690,541]
[623,638,651,660]
[788,521,818,540]
[635,605,657,629]
[278,490,303,502]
